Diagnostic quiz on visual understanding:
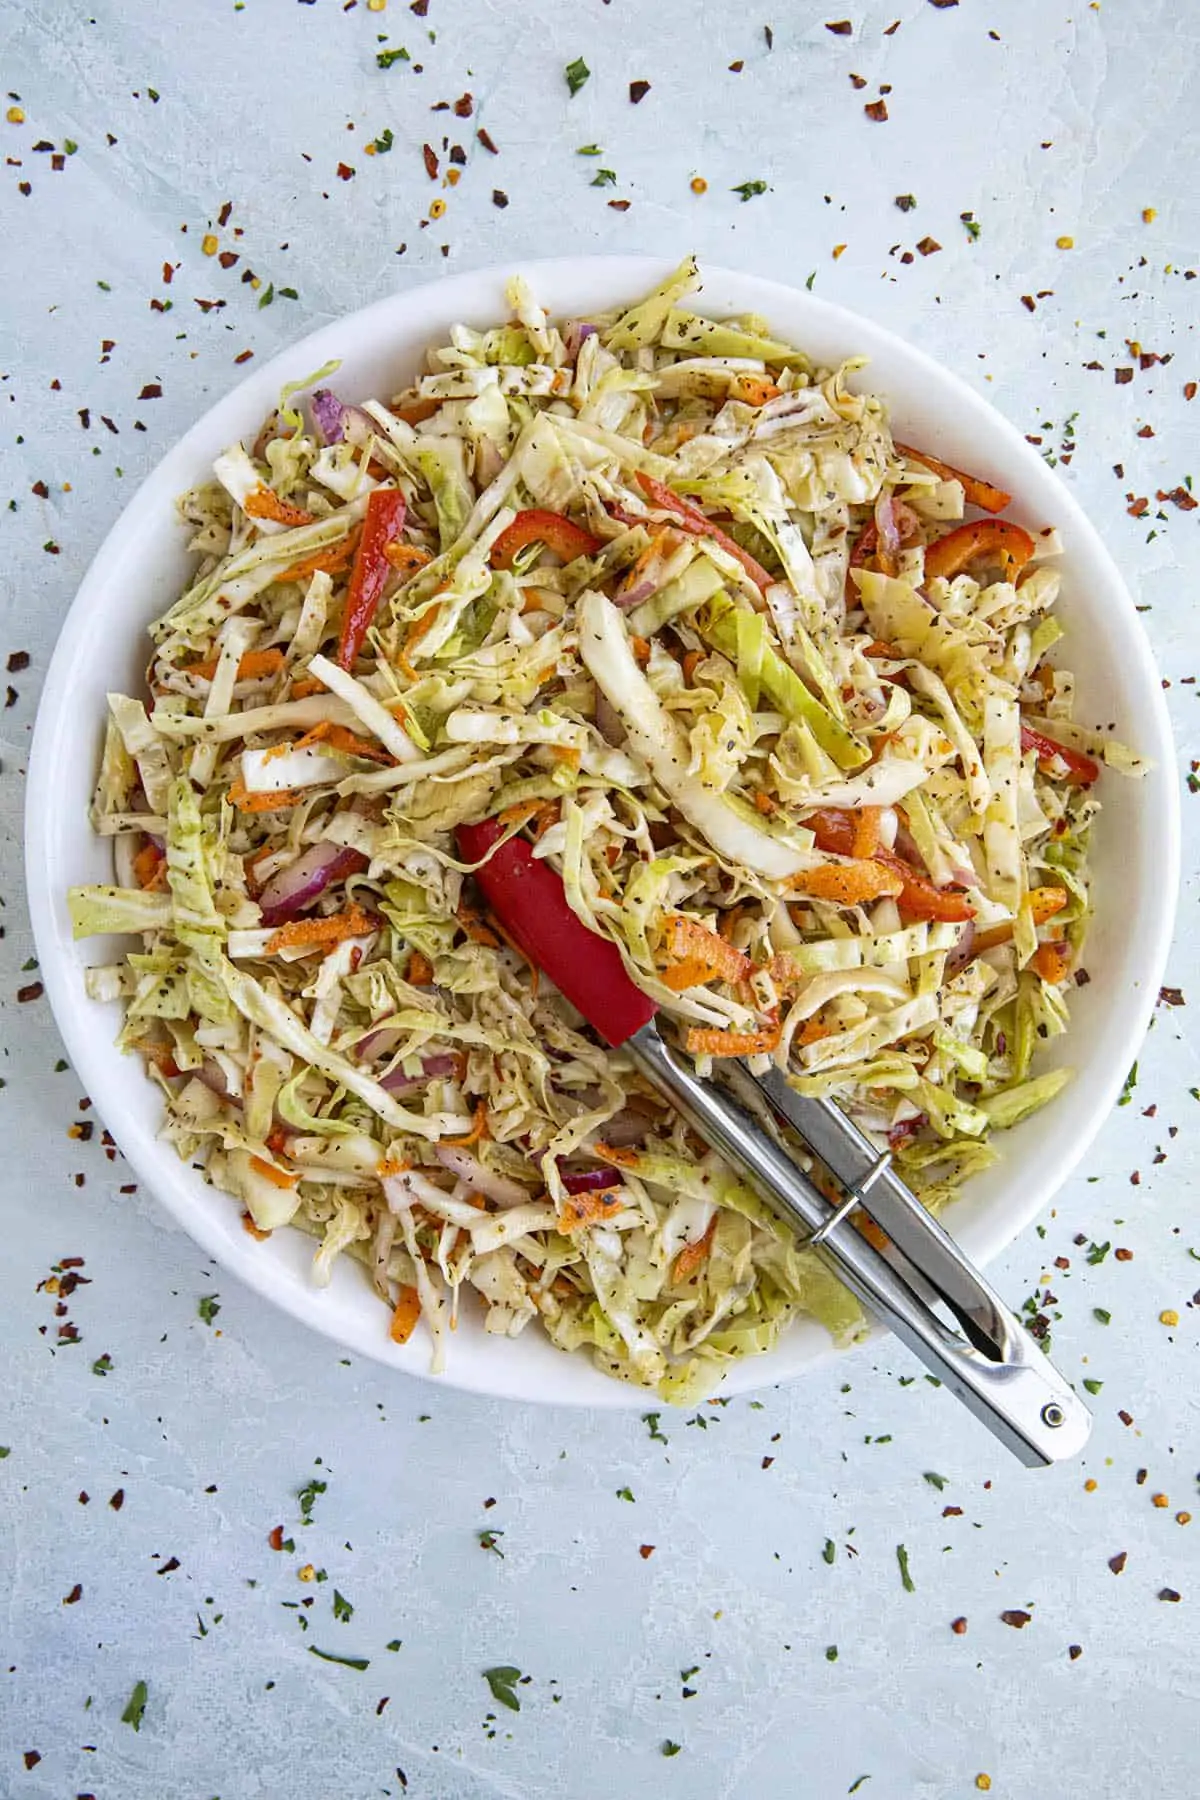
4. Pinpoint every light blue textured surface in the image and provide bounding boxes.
[1,3,1197,1795]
